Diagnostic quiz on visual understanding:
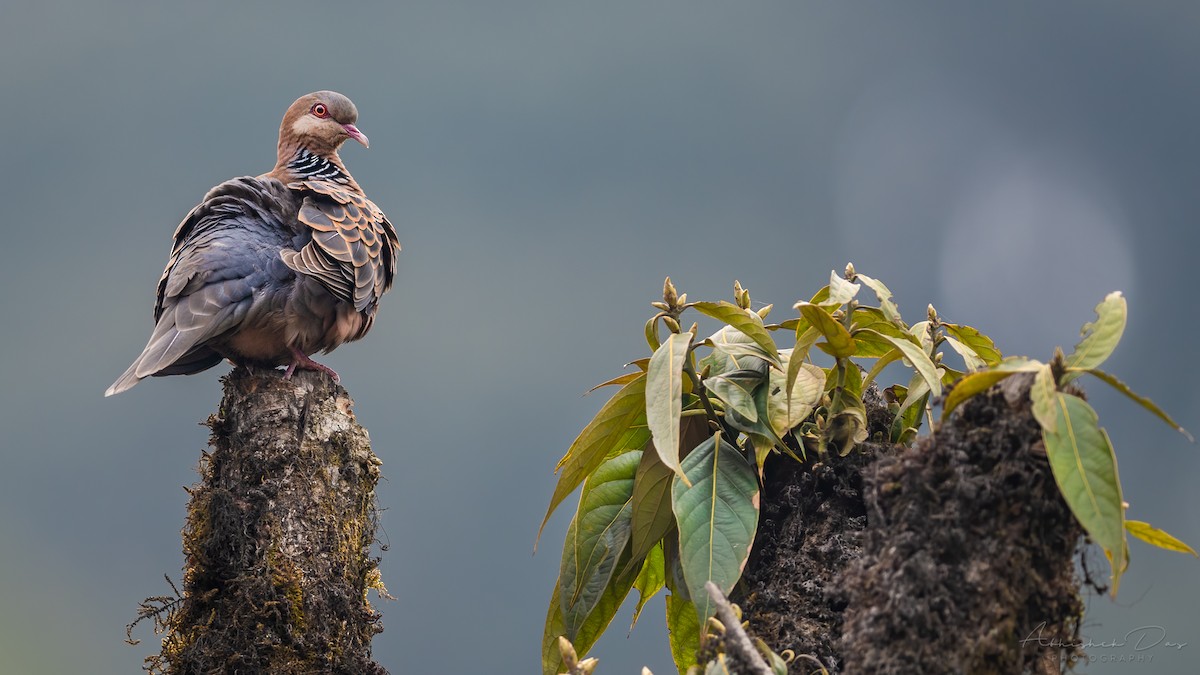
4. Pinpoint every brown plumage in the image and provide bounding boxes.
[106,91,400,396]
